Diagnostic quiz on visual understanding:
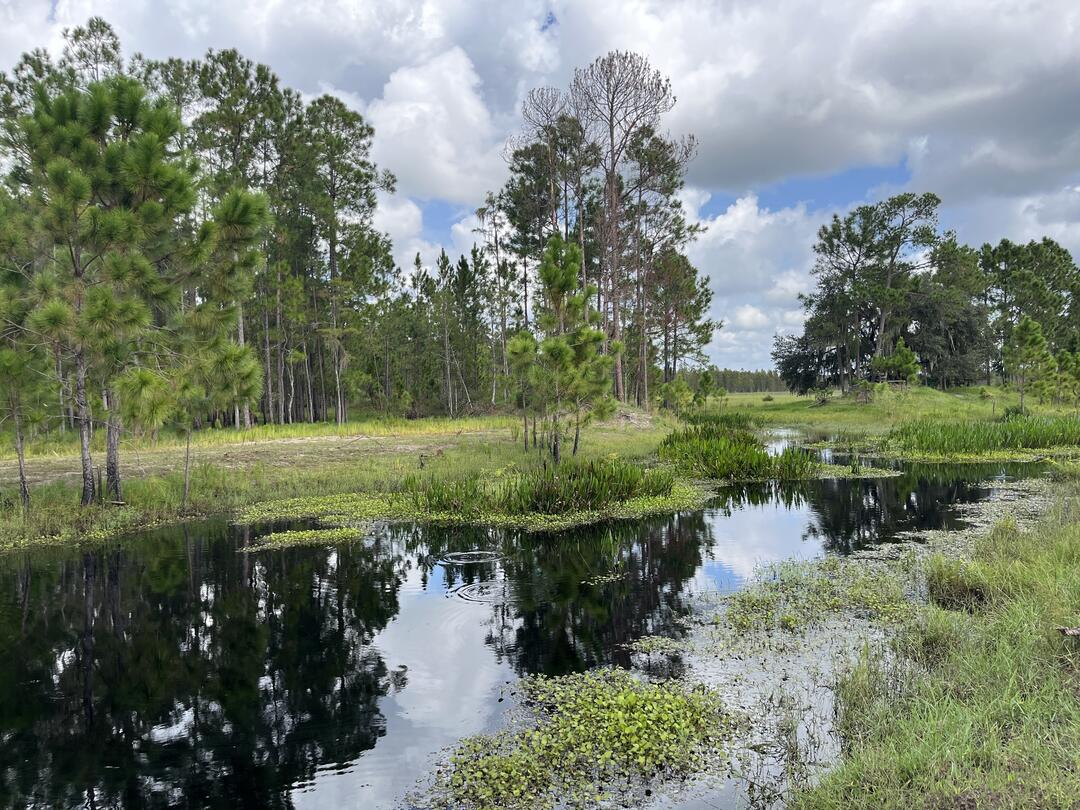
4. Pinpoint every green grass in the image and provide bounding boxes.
[0,418,674,549]
[723,385,1068,435]
[795,507,1080,809]
[0,414,520,461]
[886,414,1080,458]
[658,419,821,481]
